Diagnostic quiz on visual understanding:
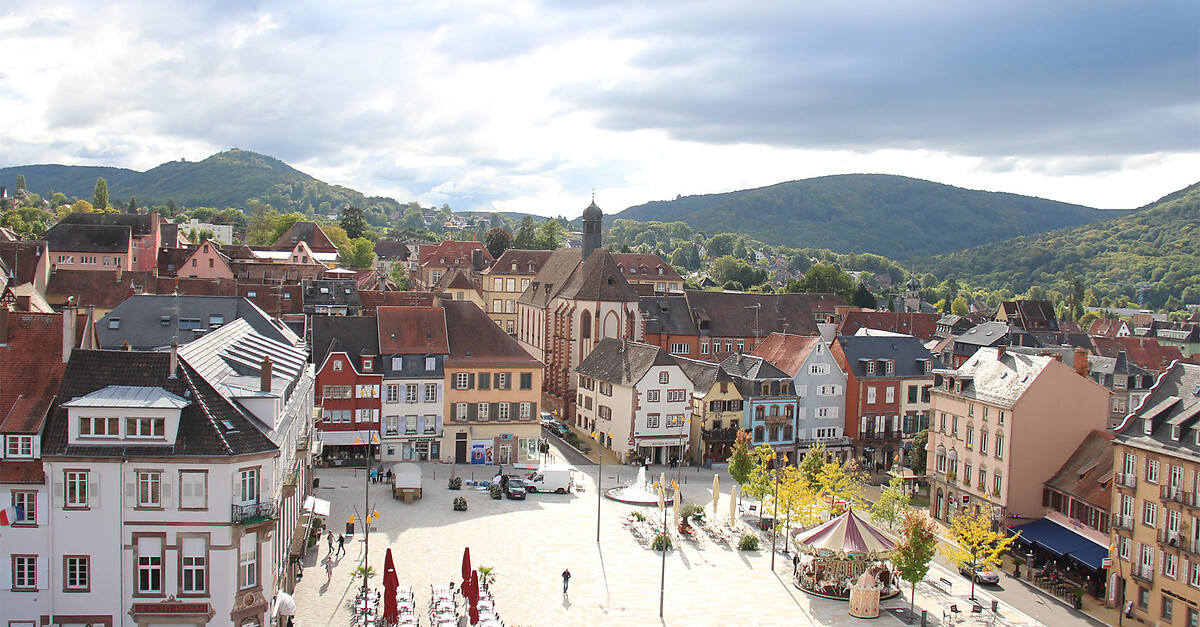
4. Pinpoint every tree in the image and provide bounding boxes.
[340,205,369,240]
[814,457,865,513]
[535,218,565,250]
[15,174,26,191]
[128,196,138,214]
[323,225,352,250]
[909,430,929,475]
[513,217,538,250]
[869,476,912,531]
[341,237,376,269]
[707,233,736,257]
[794,264,855,301]
[727,430,753,507]
[710,255,750,285]
[892,511,939,616]
[669,247,687,270]
[850,283,875,308]
[951,296,970,316]
[943,505,1019,602]
[387,261,411,291]
[92,178,108,211]
[70,199,93,214]
[743,443,777,511]
[484,228,512,259]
